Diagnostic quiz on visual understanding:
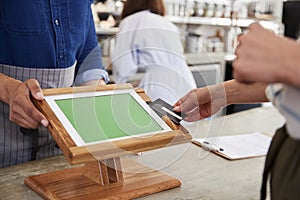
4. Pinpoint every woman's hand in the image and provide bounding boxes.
[173,84,227,122]
[8,78,48,129]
